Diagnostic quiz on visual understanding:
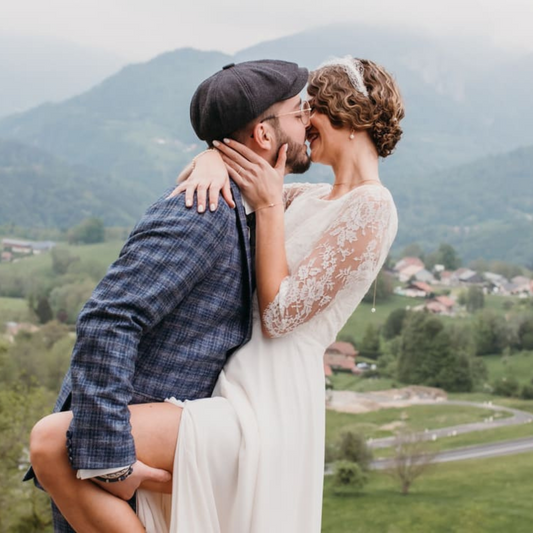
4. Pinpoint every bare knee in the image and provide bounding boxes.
[30,413,71,484]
